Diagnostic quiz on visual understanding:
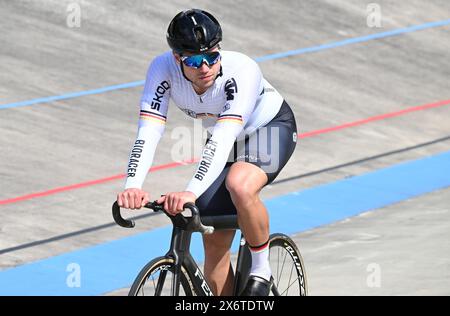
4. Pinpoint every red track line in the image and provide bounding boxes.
[1,99,449,206]
[299,99,450,139]
[0,158,199,206]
